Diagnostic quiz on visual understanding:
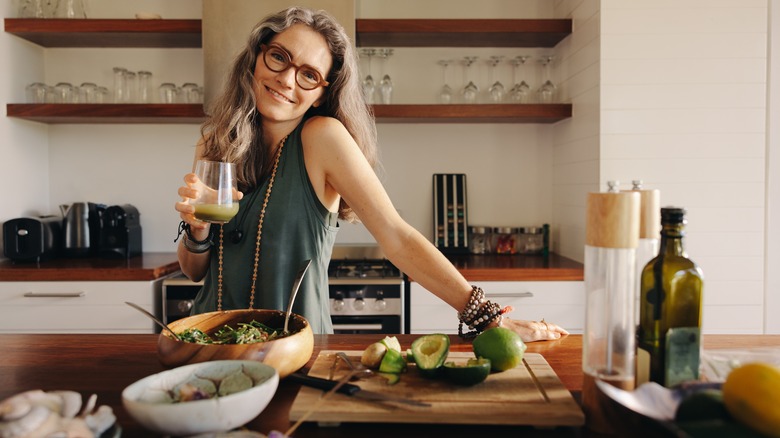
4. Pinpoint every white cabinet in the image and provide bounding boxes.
[0,280,163,333]
[409,281,585,335]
